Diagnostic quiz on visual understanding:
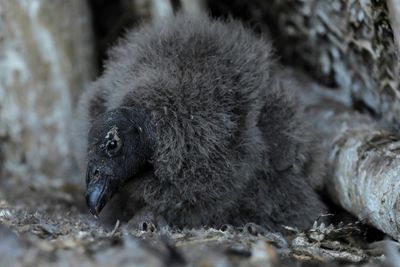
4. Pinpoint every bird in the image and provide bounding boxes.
[76,13,327,232]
